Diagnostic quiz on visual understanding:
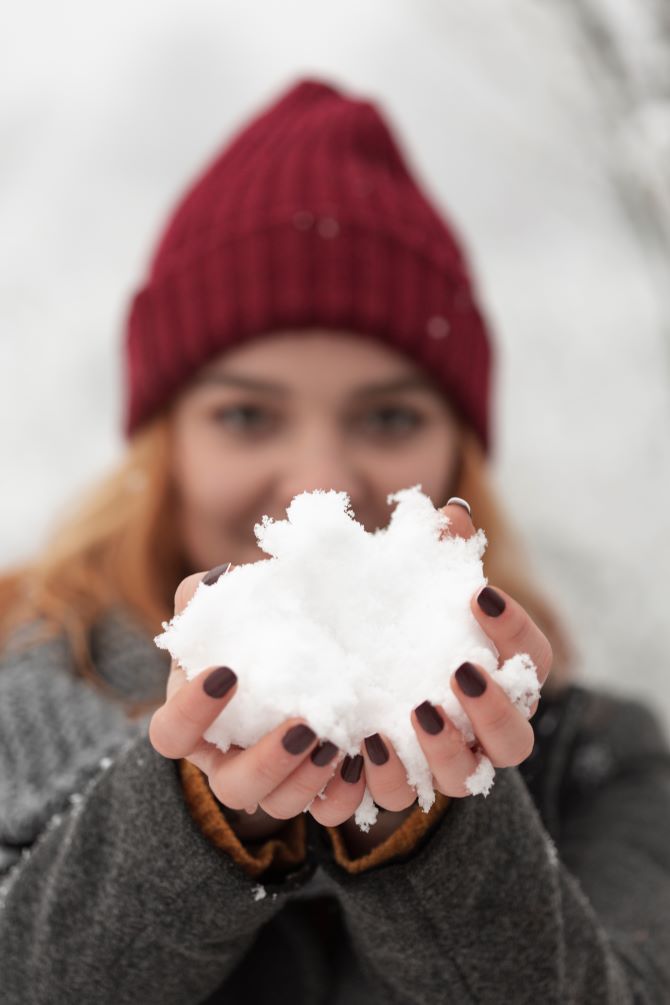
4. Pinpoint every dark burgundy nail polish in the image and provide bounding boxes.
[282,724,316,755]
[455,662,487,697]
[202,563,232,586]
[476,586,505,617]
[364,733,389,765]
[415,700,444,735]
[340,754,364,783]
[203,666,237,698]
[311,740,339,766]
